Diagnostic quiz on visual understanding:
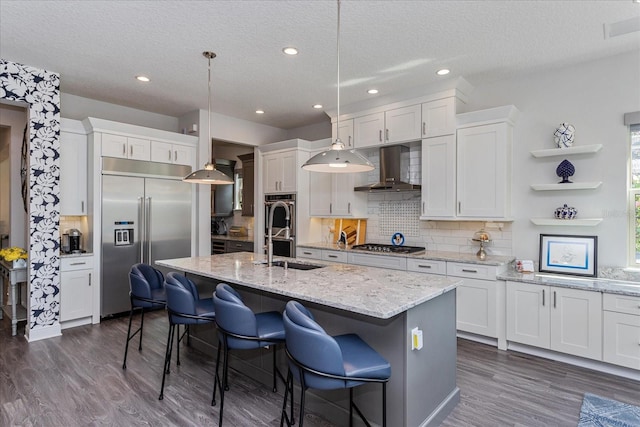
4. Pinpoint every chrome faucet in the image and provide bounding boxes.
[267,200,291,266]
